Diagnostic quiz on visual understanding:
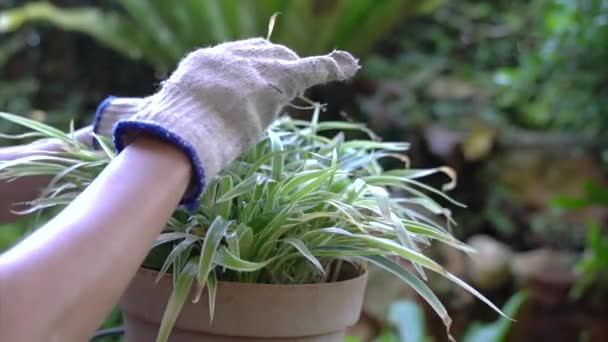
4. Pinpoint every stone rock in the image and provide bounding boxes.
[510,248,577,306]
[466,235,514,290]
